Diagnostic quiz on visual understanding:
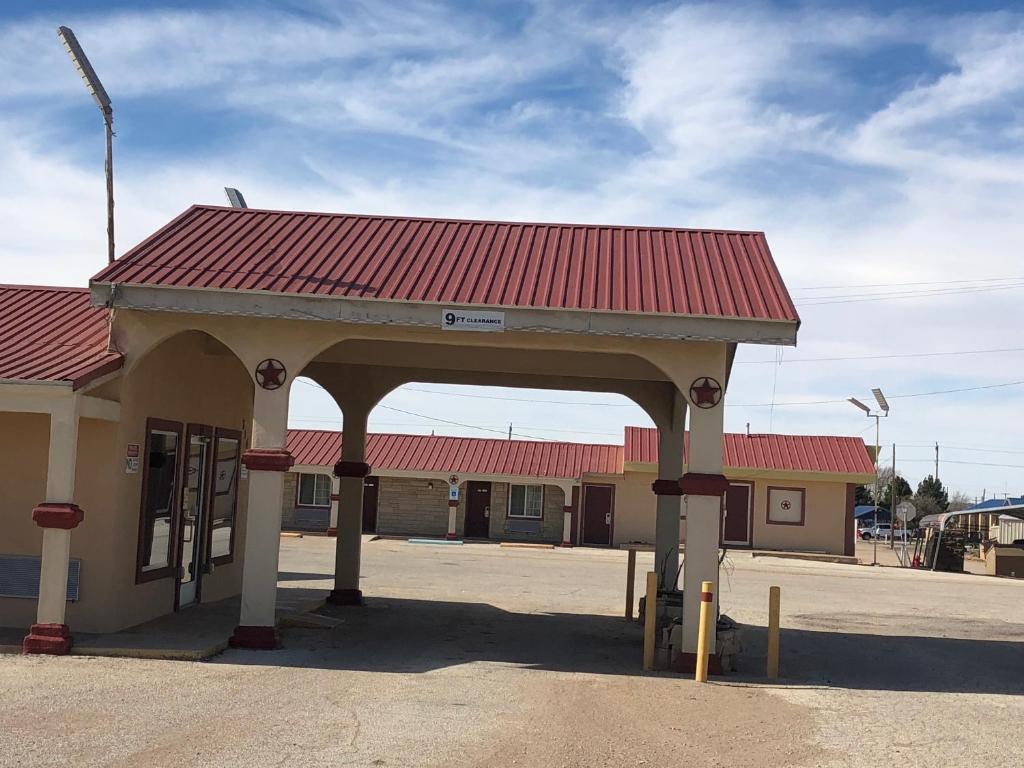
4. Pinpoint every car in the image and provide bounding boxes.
[862,524,910,542]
